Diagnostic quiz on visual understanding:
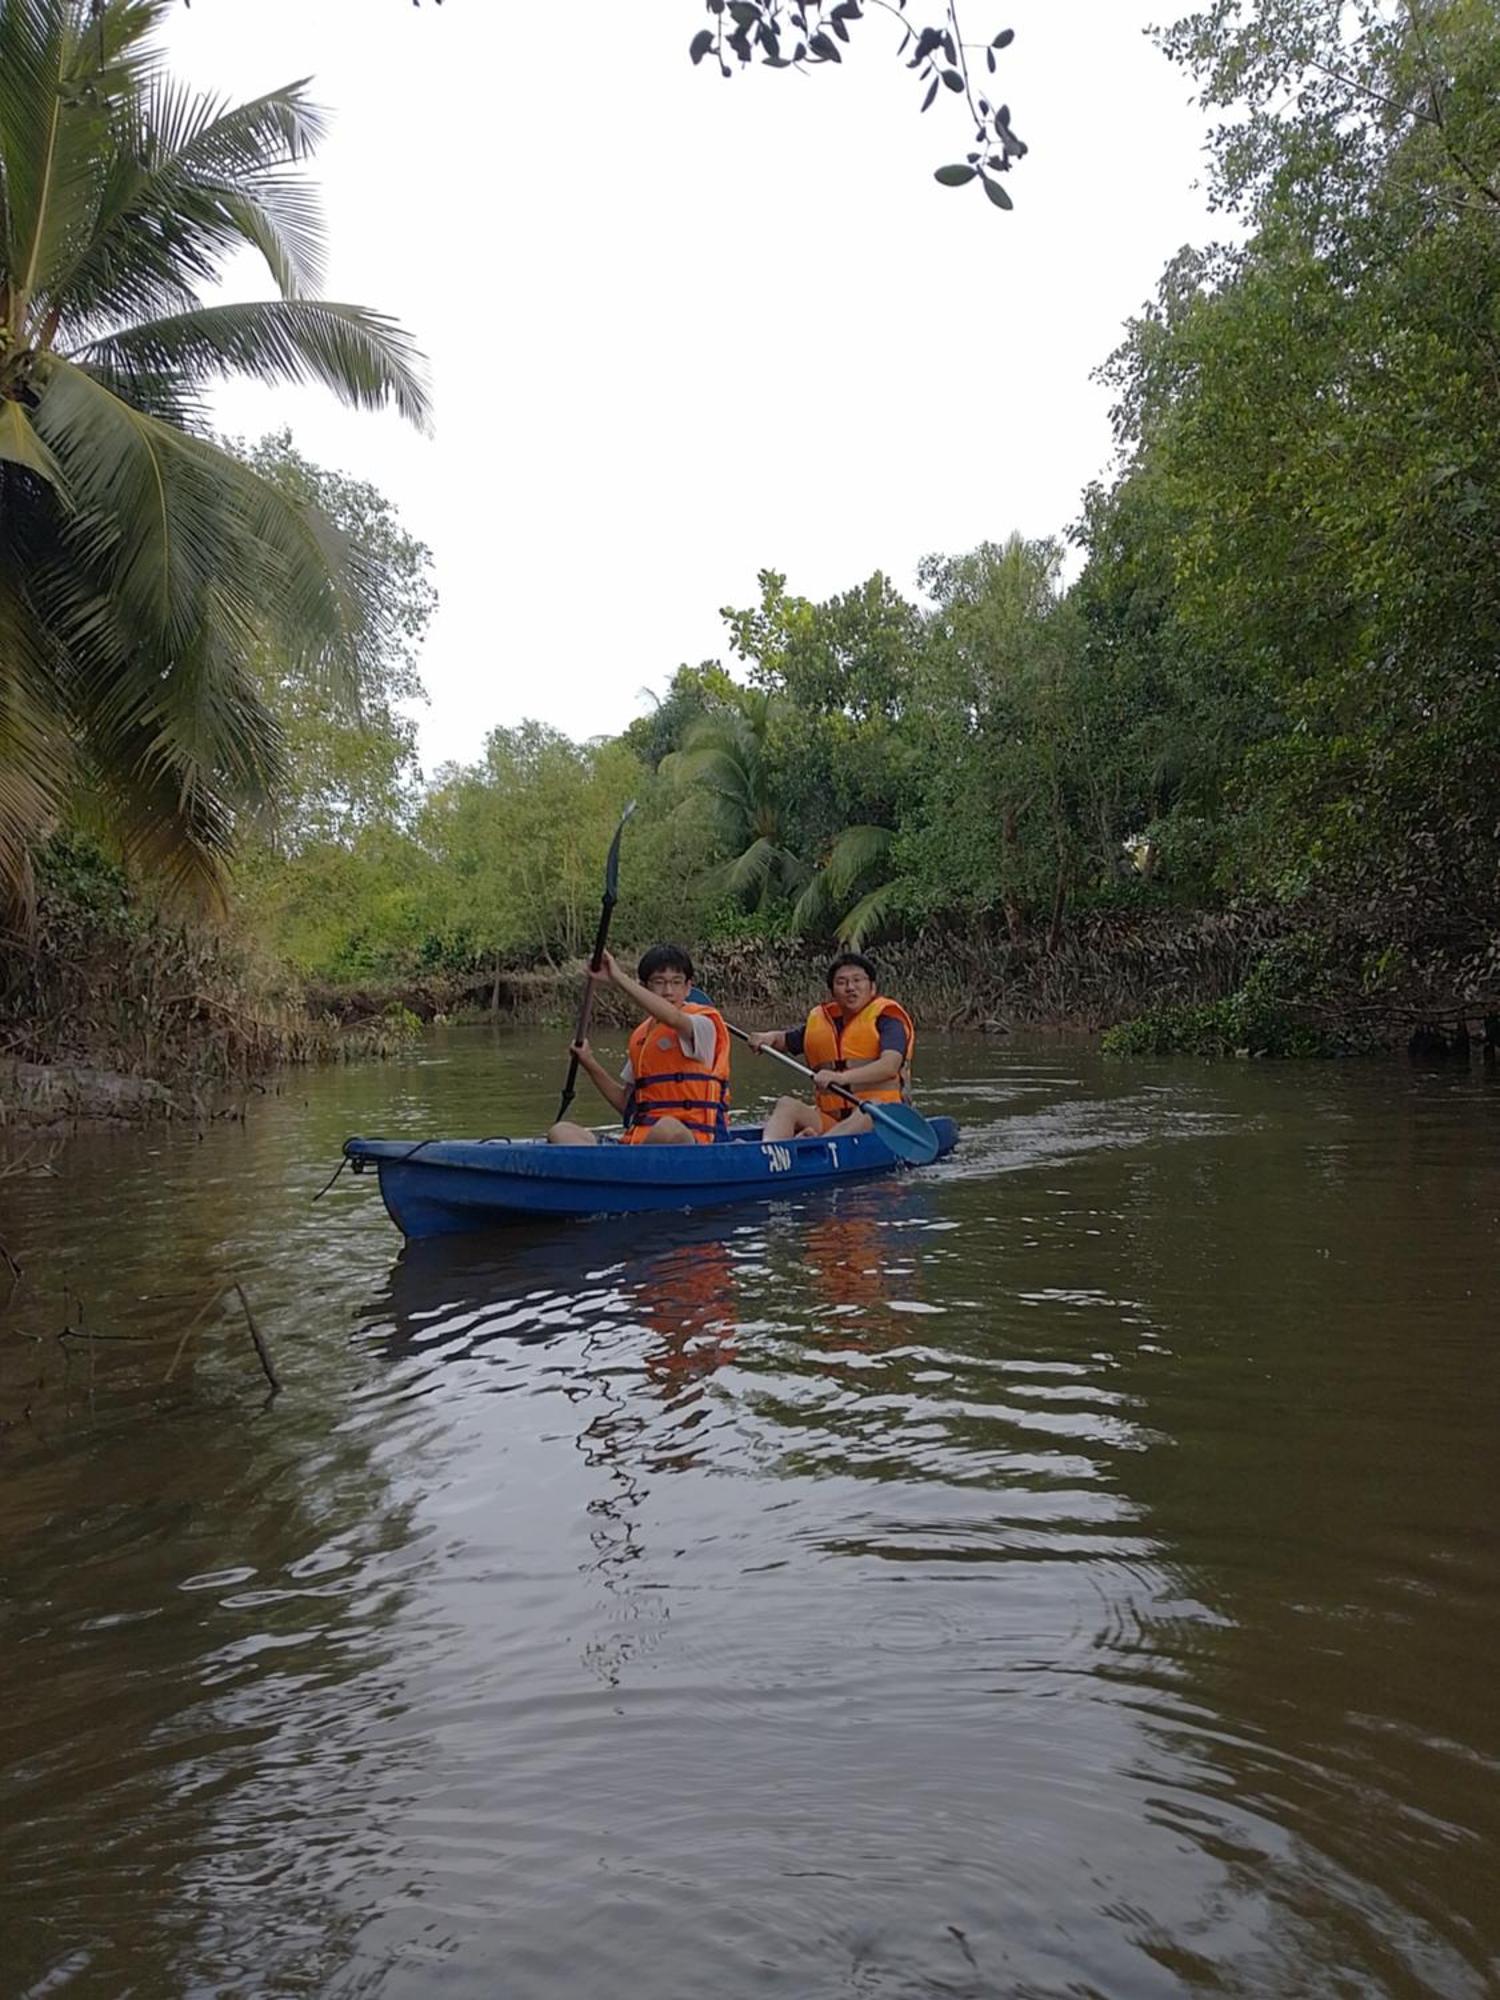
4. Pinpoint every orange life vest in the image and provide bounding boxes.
[801,995,915,1124]
[624,1002,731,1143]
